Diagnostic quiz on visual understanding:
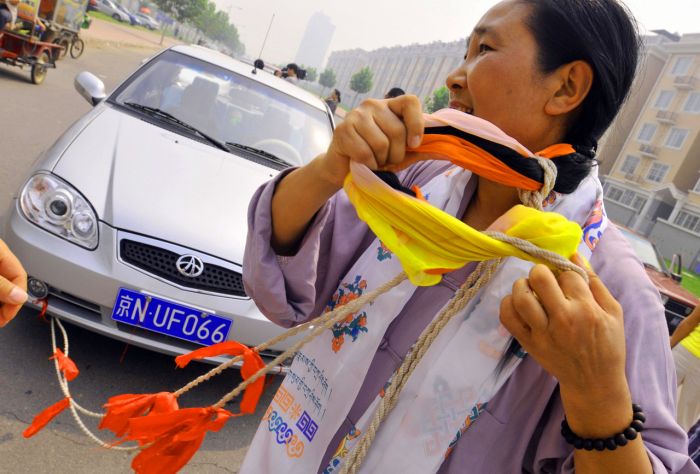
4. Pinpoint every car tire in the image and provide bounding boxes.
[112,13,121,21]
